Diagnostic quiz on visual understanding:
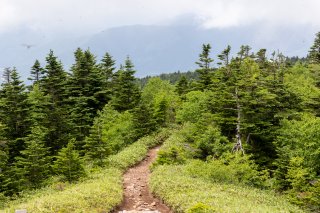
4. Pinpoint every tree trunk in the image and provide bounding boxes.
[232,87,245,154]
